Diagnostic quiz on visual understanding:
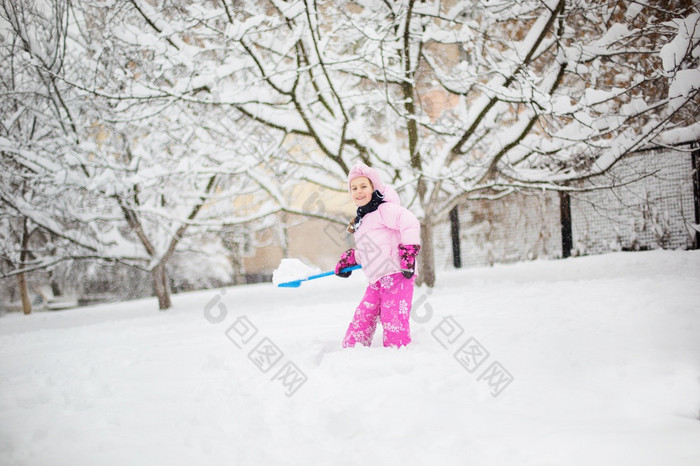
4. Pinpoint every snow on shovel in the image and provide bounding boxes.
[273,258,362,288]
